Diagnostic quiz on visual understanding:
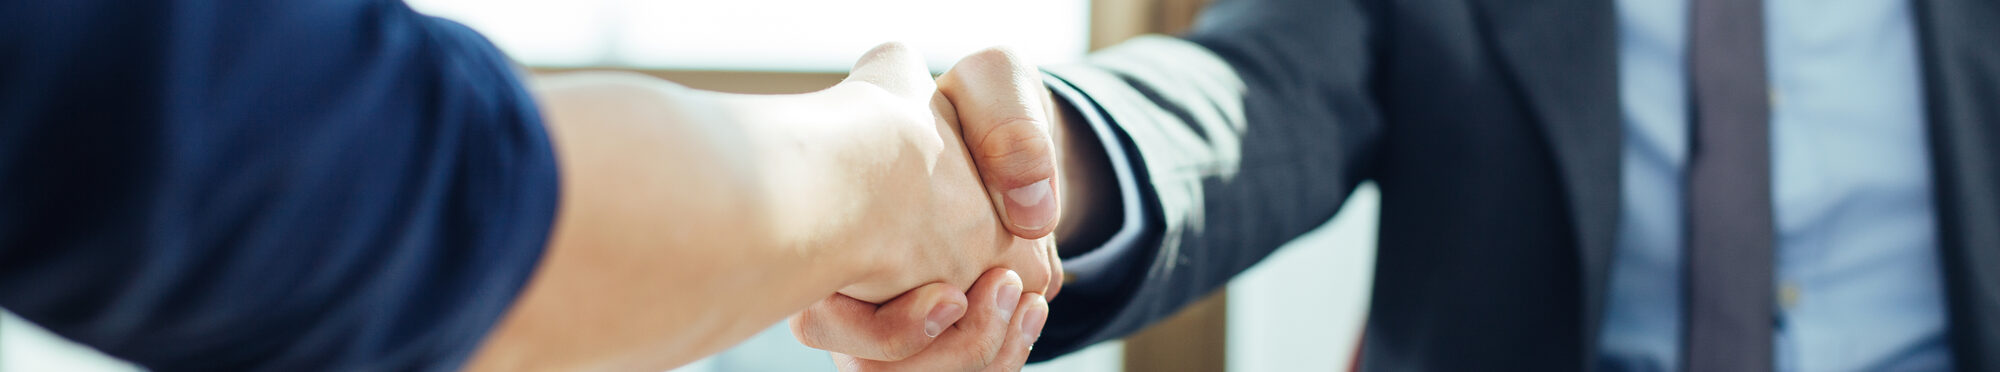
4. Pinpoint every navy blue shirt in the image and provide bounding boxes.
[0,0,559,370]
